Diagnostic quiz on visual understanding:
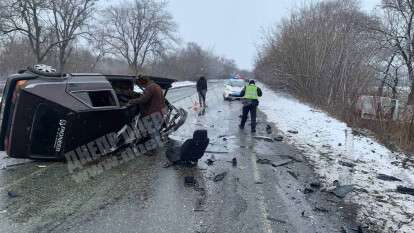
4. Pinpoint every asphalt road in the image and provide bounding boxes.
[0,81,359,233]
